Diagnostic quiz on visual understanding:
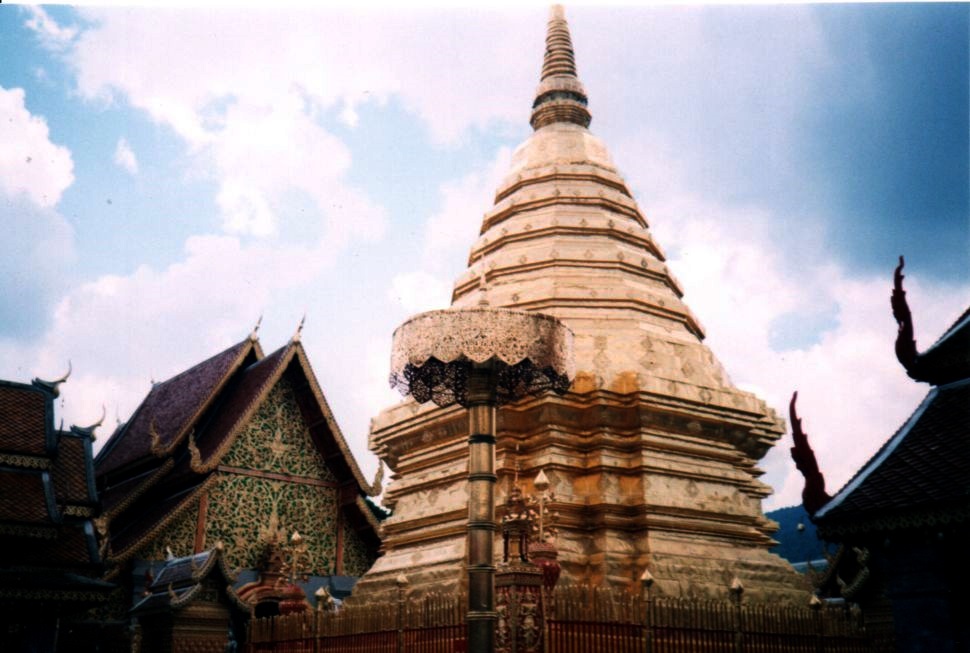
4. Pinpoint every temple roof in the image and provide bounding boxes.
[0,378,109,591]
[53,432,99,509]
[911,307,970,385]
[0,382,55,457]
[130,544,248,615]
[814,296,970,536]
[814,378,970,536]
[96,337,261,476]
[98,333,382,567]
